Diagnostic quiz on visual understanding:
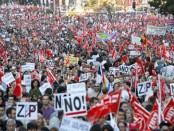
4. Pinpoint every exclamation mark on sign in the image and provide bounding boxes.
[81,96,85,109]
